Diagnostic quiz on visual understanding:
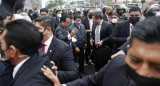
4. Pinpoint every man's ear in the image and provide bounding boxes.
[10,45,16,57]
